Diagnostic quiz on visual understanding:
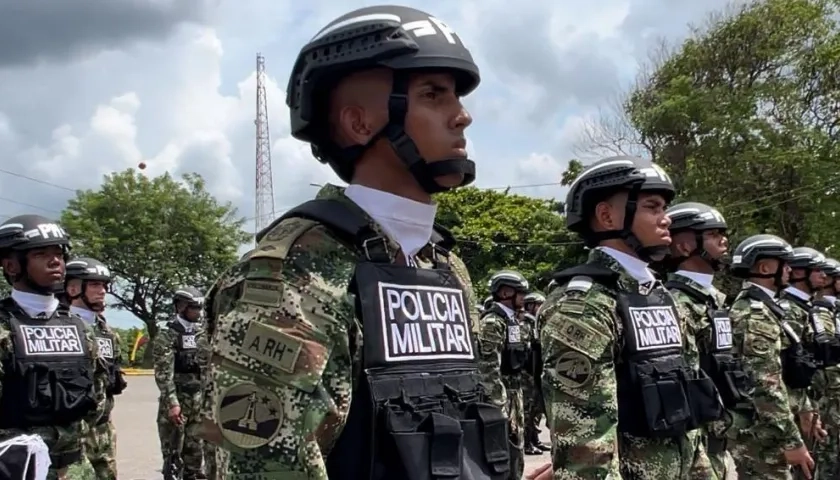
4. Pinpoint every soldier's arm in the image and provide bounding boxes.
[732,303,803,449]
[0,325,10,399]
[84,326,108,422]
[476,314,508,410]
[153,327,179,408]
[785,310,815,414]
[540,289,619,479]
[449,254,481,334]
[205,223,358,464]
